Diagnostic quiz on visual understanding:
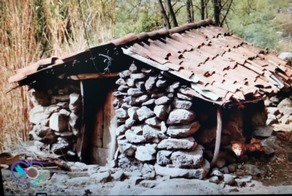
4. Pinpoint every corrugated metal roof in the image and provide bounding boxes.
[8,19,292,105]
[119,20,292,104]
